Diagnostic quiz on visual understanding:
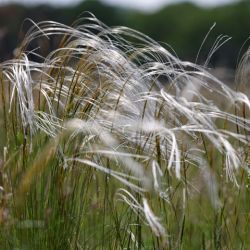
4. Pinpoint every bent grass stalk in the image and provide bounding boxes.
[0,13,249,249]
